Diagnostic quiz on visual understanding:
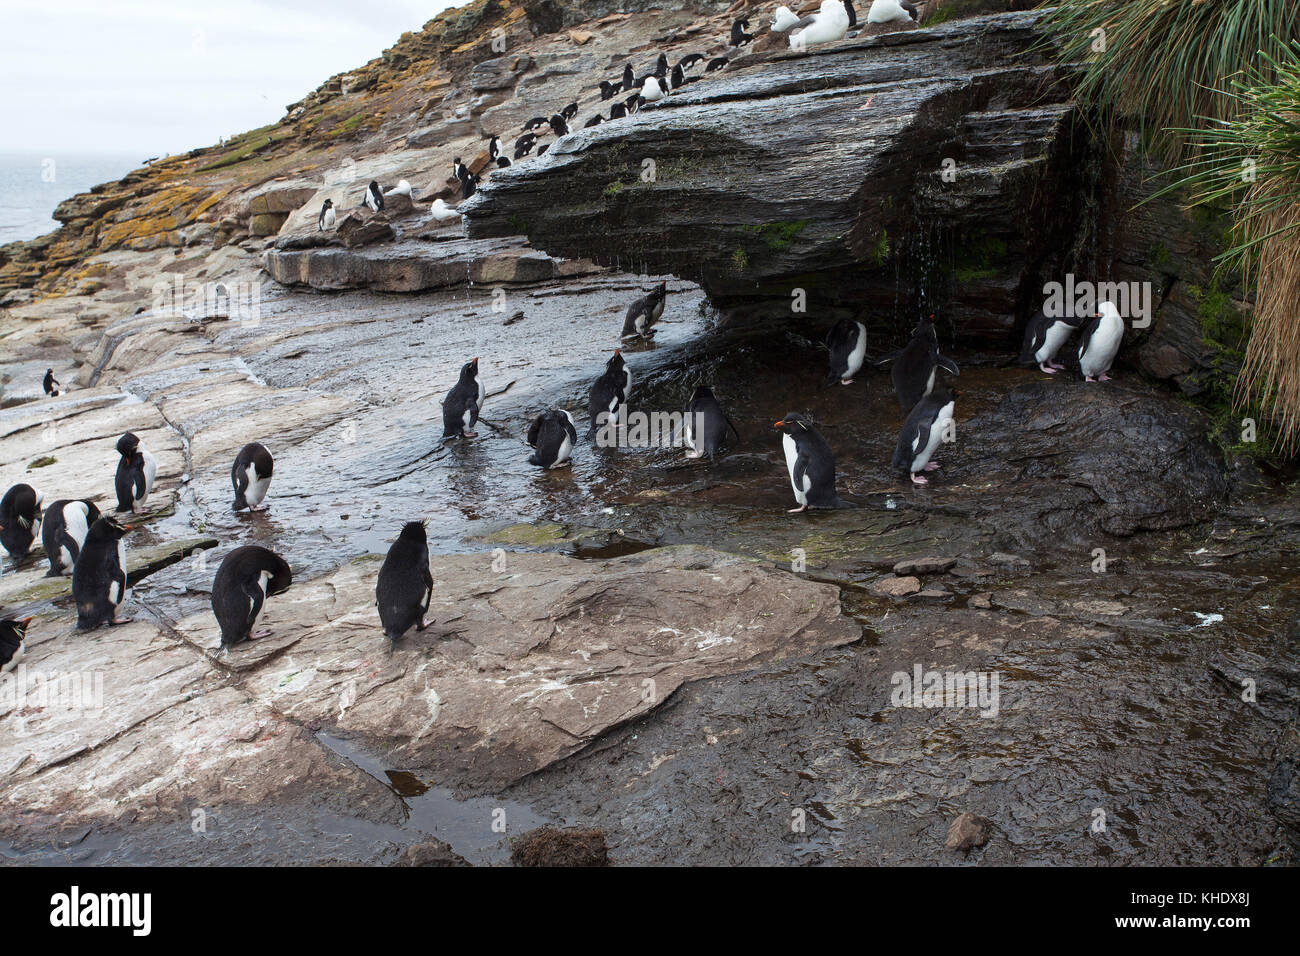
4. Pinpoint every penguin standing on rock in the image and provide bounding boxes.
[774,414,851,512]
[0,615,32,673]
[549,114,570,137]
[41,498,100,576]
[867,0,918,24]
[588,350,632,437]
[639,76,667,106]
[318,199,336,231]
[231,442,274,512]
[43,369,61,397]
[730,18,754,47]
[1019,309,1082,374]
[683,385,739,459]
[72,515,133,630]
[880,315,959,413]
[706,57,729,73]
[527,410,578,469]
[826,318,868,385]
[621,63,636,92]
[1078,301,1125,382]
[622,281,667,339]
[114,431,156,514]
[892,386,957,485]
[0,483,43,561]
[584,114,604,129]
[364,180,384,212]
[376,521,433,642]
[441,358,485,441]
[211,545,292,647]
[600,80,620,101]
[488,136,501,161]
